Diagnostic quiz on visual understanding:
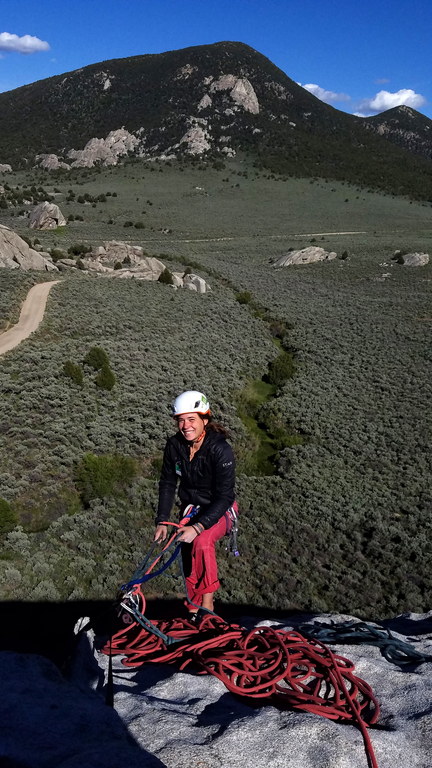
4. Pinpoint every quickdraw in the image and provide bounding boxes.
[225,504,240,556]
